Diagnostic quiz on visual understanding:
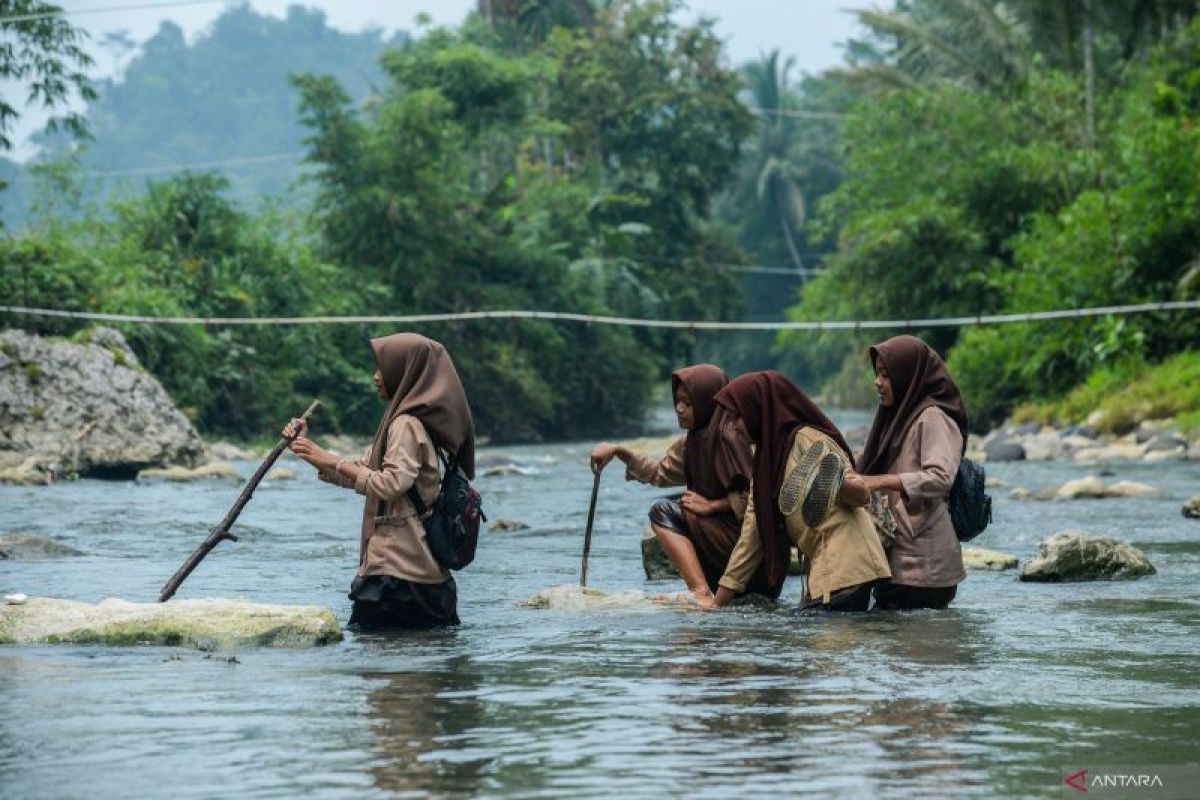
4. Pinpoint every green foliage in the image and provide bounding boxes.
[291,1,751,440]
[779,9,1200,428]
[0,1,95,159]
[1013,351,1200,434]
